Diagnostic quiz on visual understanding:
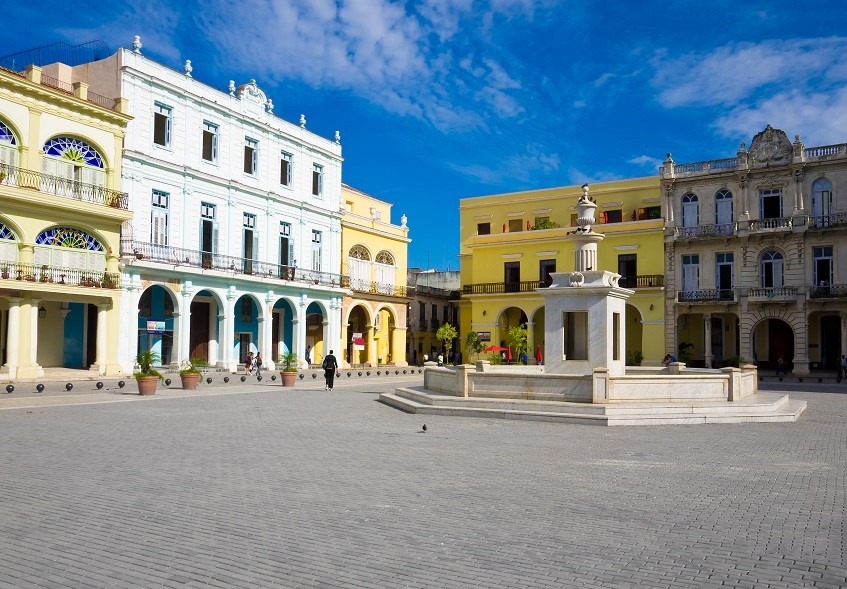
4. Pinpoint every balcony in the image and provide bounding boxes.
[122,240,346,288]
[0,261,120,289]
[674,223,736,240]
[348,278,408,298]
[747,286,798,303]
[746,217,793,232]
[677,289,736,303]
[618,275,665,289]
[418,319,428,330]
[0,163,129,210]
[809,284,847,299]
[809,212,847,230]
[430,319,440,331]
[462,280,541,295]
